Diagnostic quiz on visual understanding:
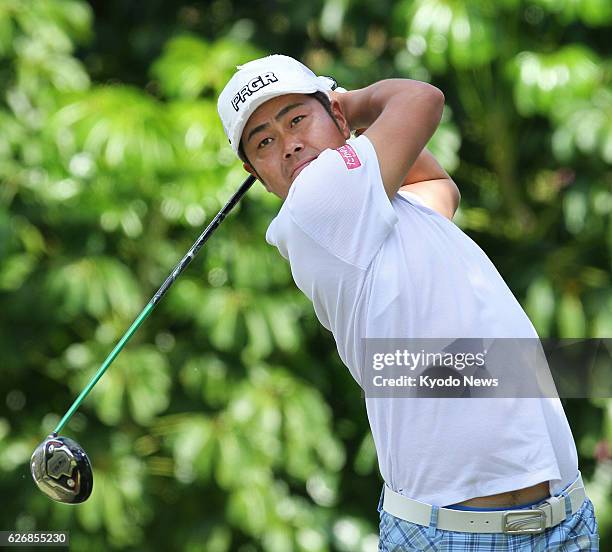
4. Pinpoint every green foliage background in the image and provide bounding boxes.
[0,0,610,550]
